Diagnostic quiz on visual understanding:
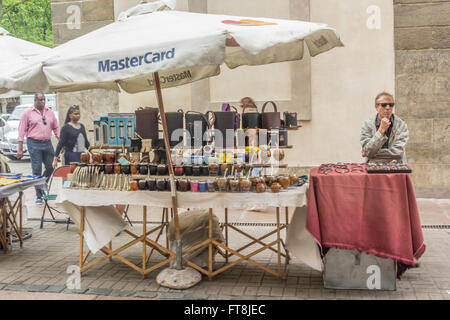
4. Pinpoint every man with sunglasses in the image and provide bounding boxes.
[360,92,409,164]
[16,93,60,204]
